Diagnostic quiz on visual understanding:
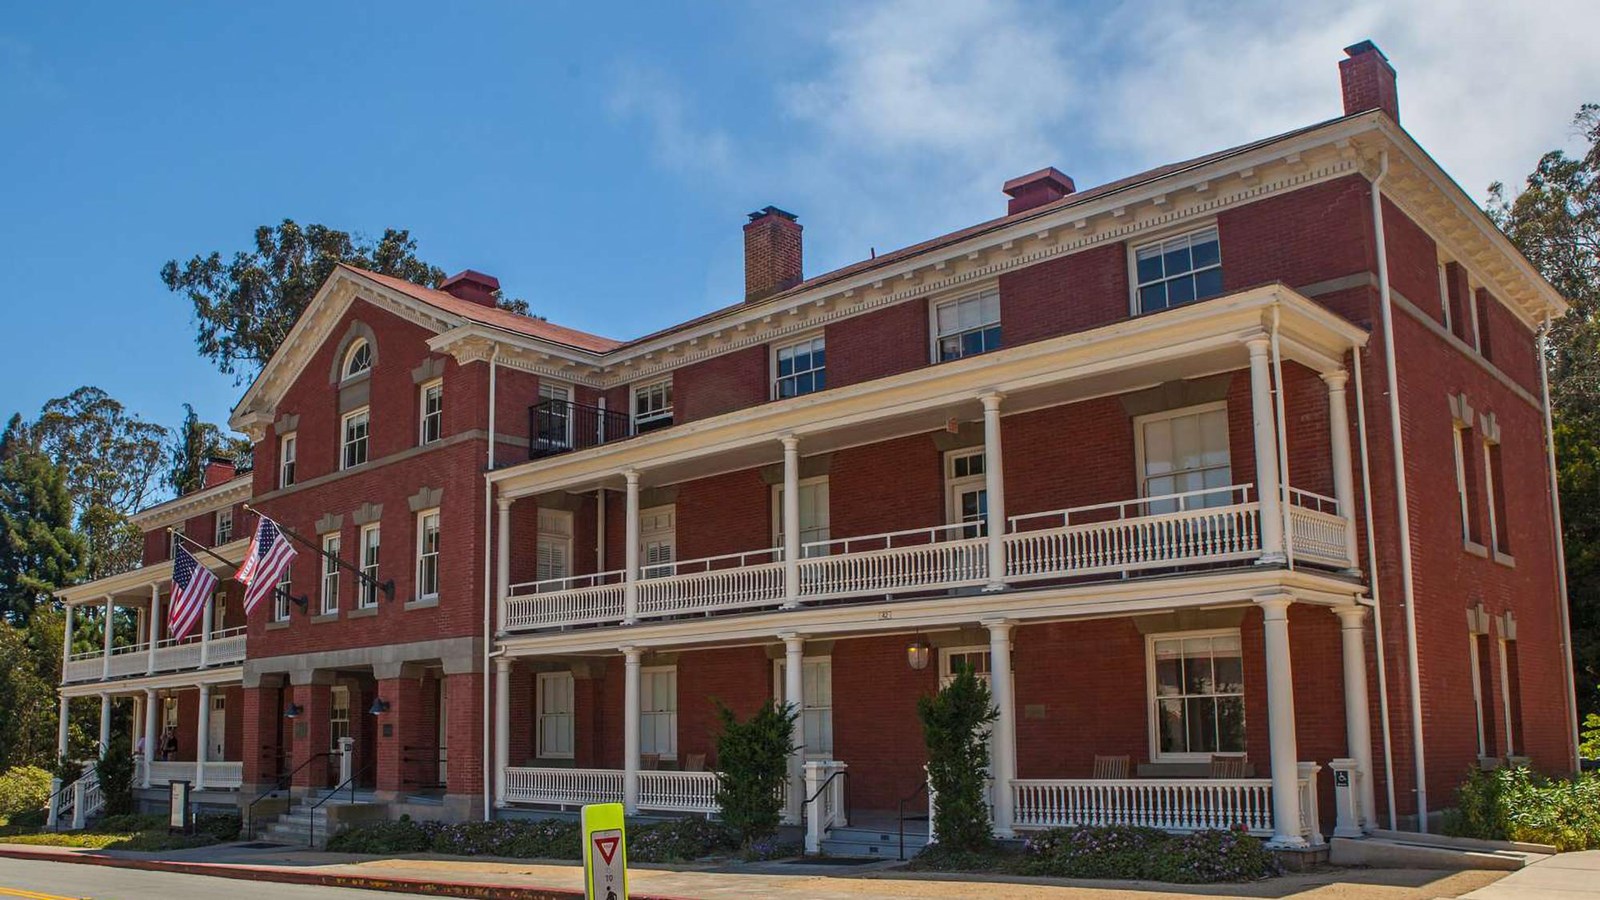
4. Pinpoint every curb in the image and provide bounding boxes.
[0,846,684,900]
